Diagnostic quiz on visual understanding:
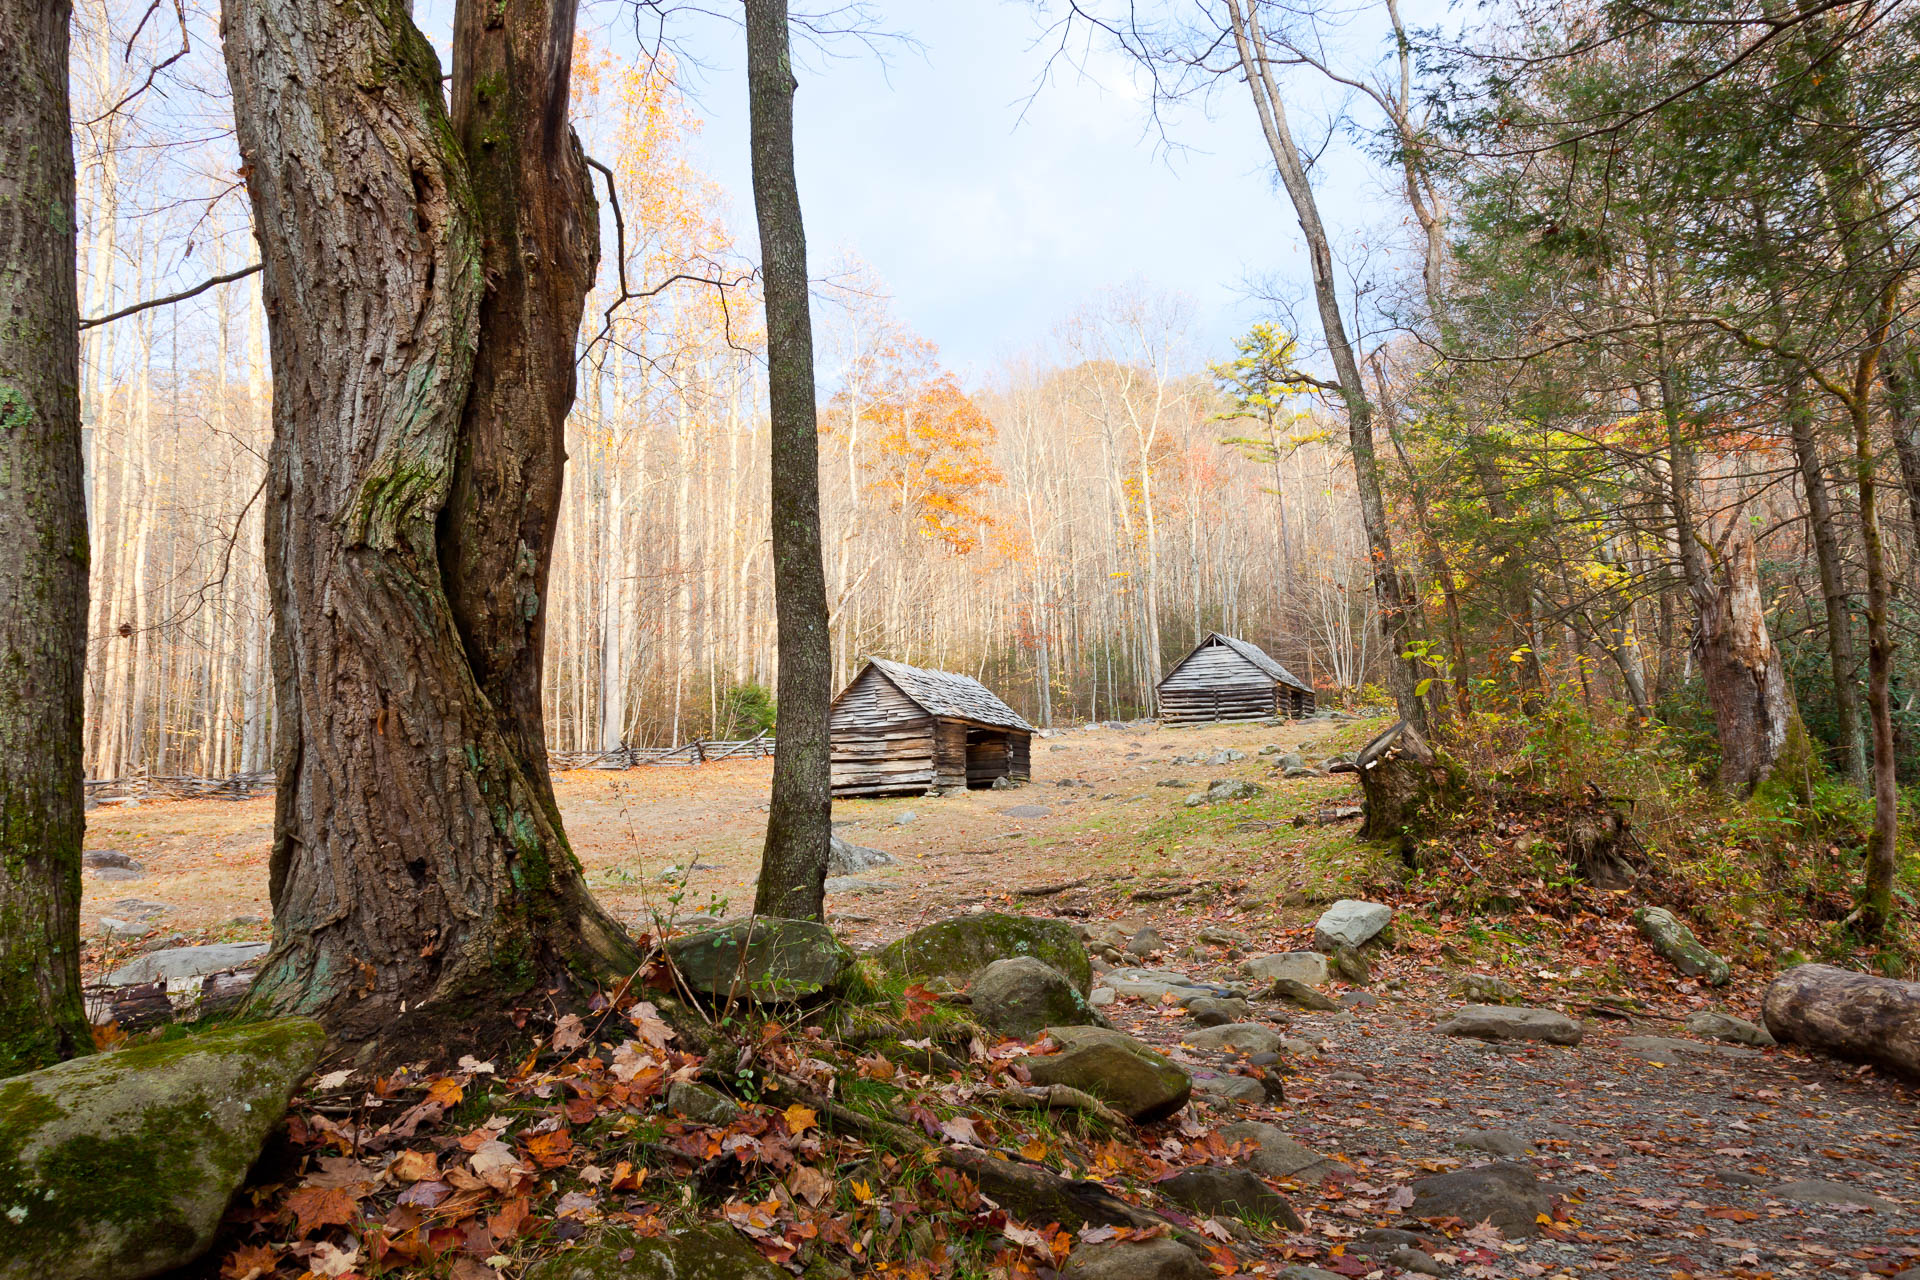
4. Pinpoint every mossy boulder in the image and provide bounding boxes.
[971,957,1105,1040]
[527,1223,788,1279]
[0,1017,326,1280]
[1025,1026,1191,1123]
[666,917,854,1003]
[874,914,1092,995]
